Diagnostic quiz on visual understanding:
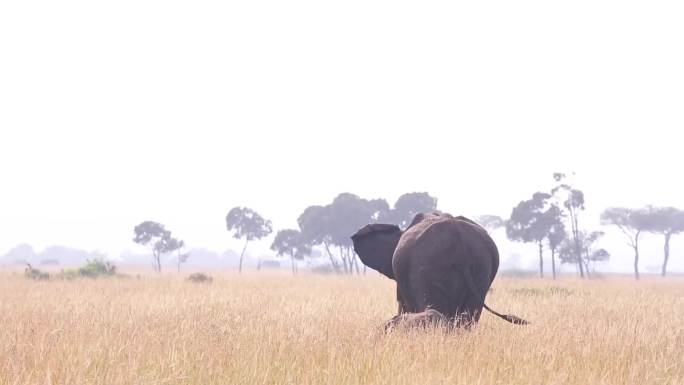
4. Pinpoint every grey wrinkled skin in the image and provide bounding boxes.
[352,212,522,330]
